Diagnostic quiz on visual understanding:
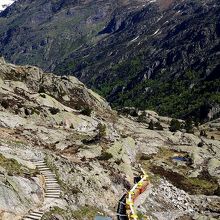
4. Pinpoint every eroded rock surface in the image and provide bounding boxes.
[0,59,219,219]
